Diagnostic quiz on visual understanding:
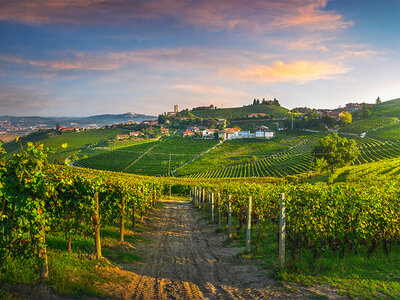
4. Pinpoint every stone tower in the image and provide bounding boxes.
[174,105,178,112]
